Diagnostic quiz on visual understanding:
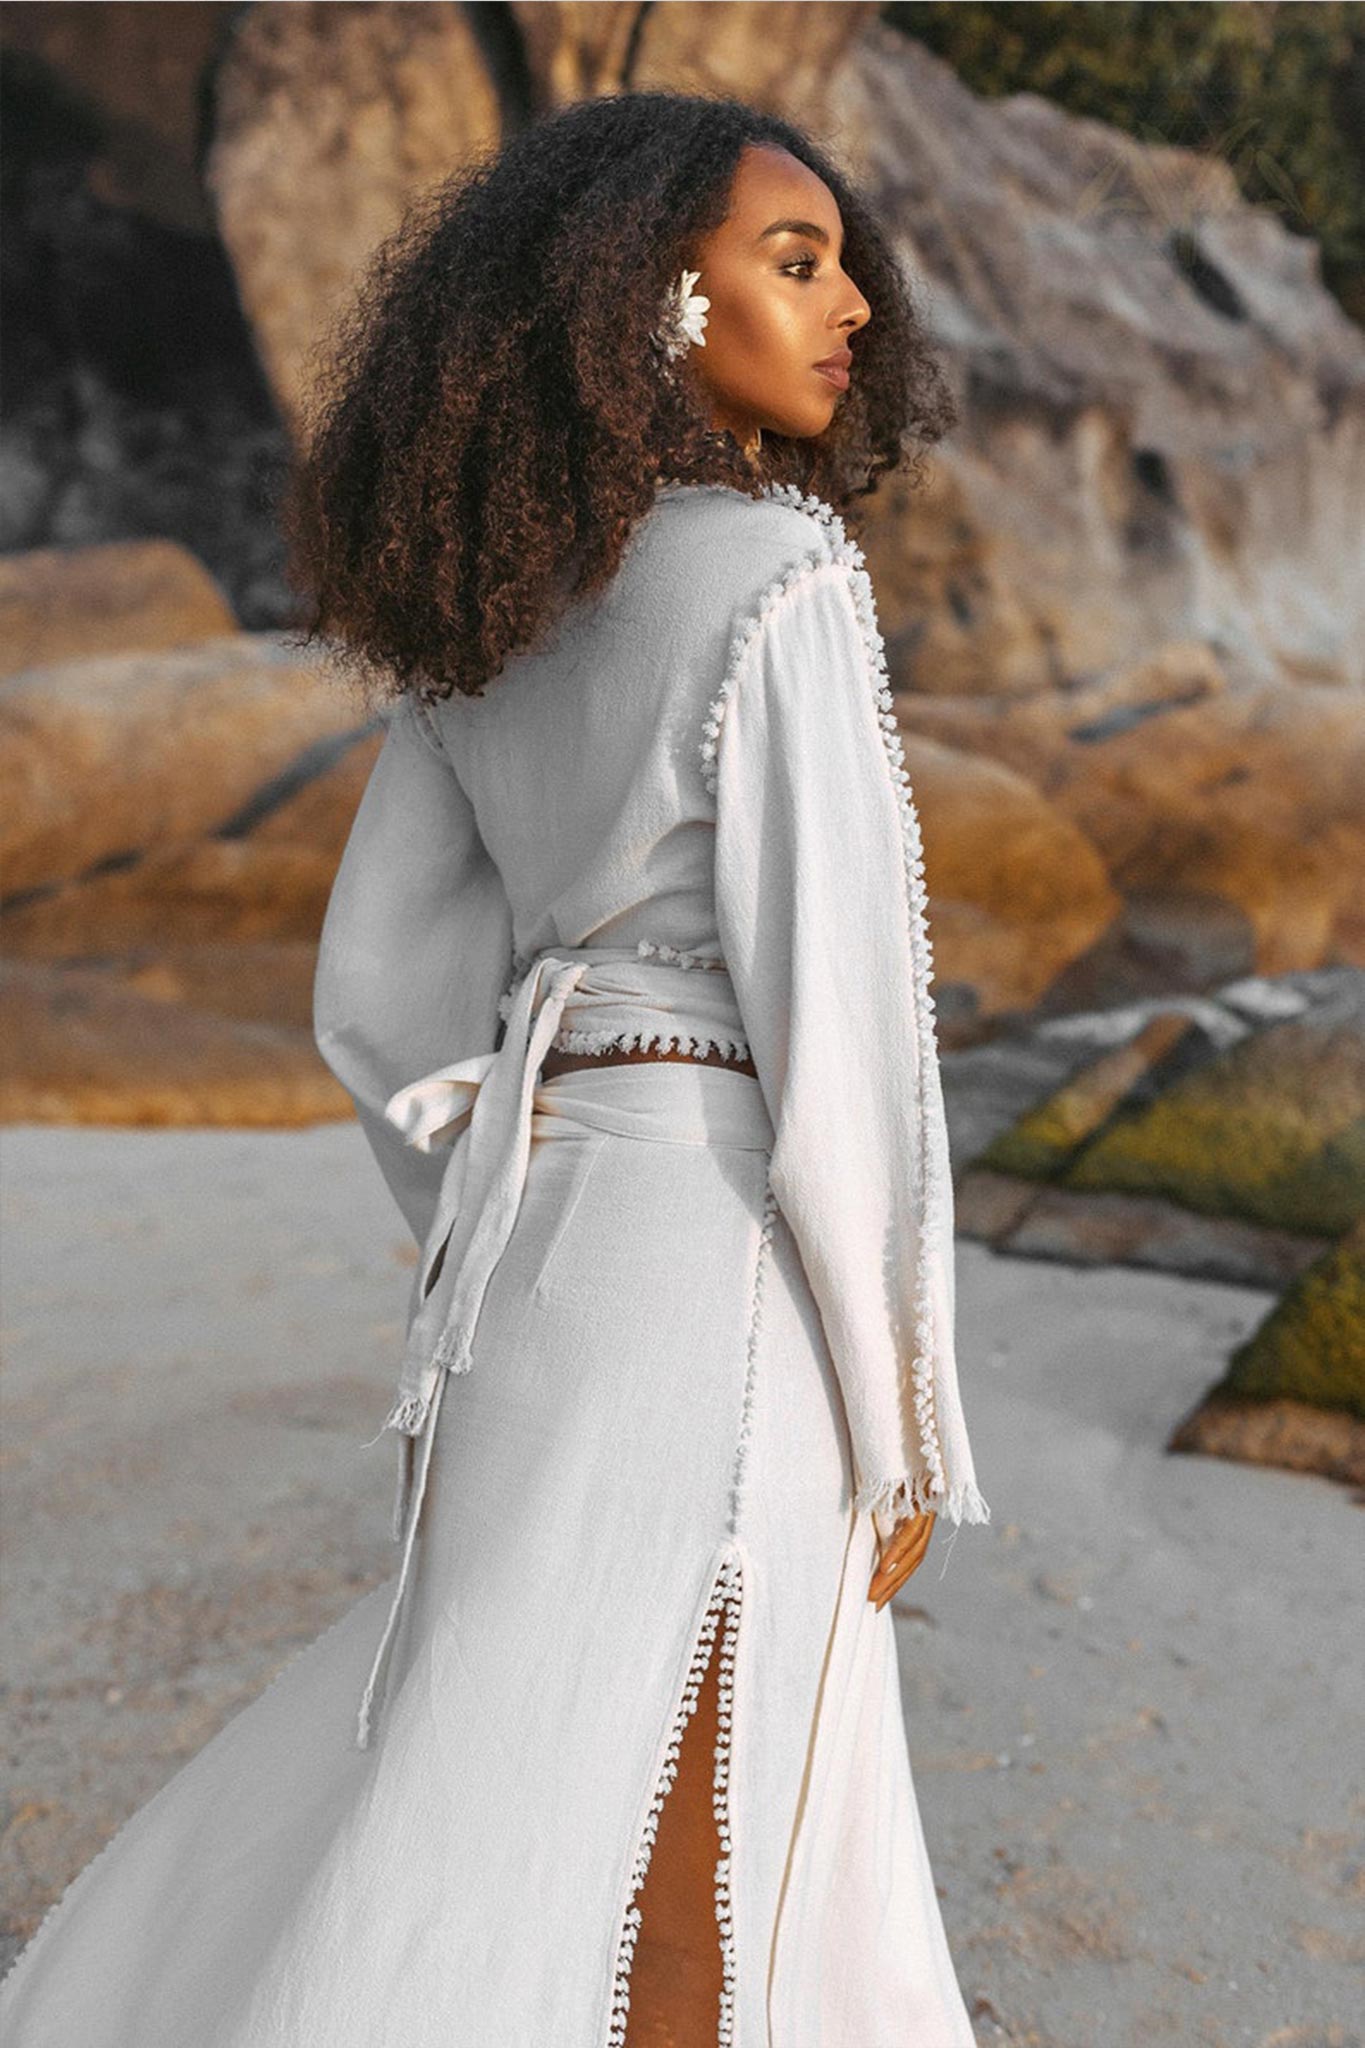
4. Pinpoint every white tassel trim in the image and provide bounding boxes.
[698,548,845,800]
[855,1469,992,1527]
[380,1393,430,1437]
